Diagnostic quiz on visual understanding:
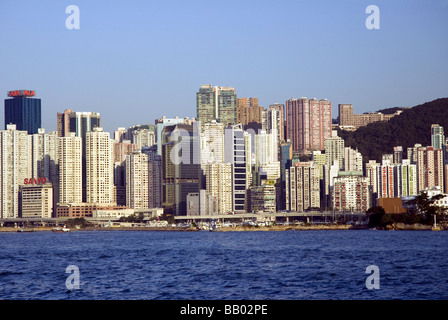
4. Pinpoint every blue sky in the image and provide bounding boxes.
[1,0,447,134]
